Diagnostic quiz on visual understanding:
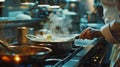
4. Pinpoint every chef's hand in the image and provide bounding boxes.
[79,27,103,40]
